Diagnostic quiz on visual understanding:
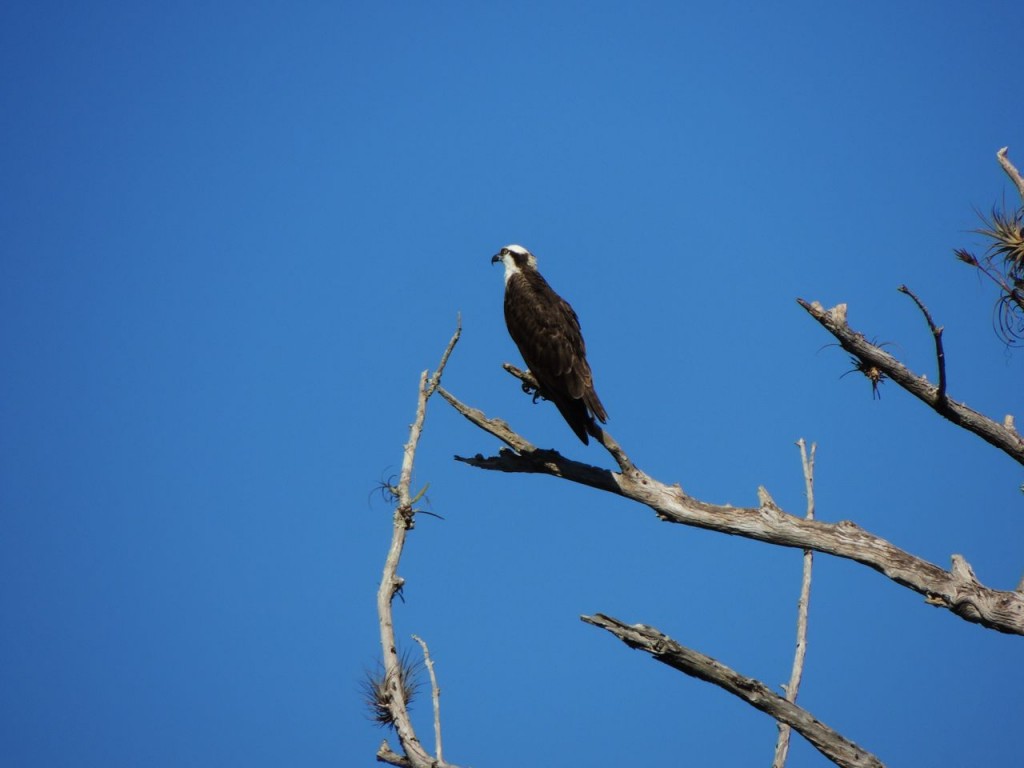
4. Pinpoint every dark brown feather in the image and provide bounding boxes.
[504,267,607,444]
